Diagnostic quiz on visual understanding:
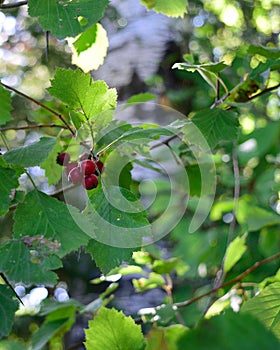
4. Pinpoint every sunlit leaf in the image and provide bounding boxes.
[125,93,157,107]
[224,234,247,273]
[141,0,188,18]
